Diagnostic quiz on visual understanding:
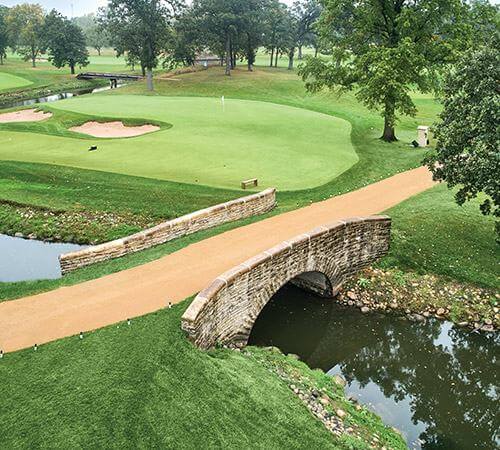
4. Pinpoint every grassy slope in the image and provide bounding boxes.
[0,72,32,91]
[0,301,403,449]
[1,95,357,190]
[380,184,499,289]
[3,65,495,299]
